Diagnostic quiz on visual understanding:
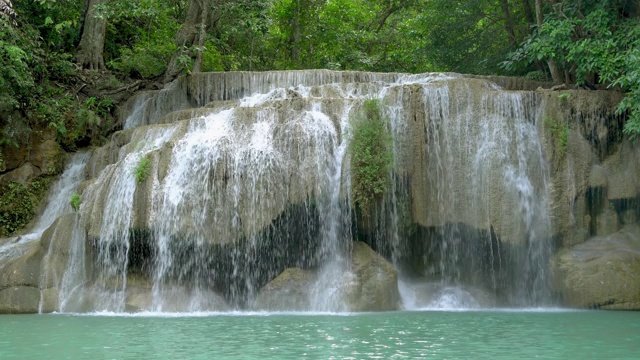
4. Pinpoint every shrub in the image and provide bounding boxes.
[349,99,392,212]
[0,177,54,236]
[69,193,81,212]
[134,157,152,183]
